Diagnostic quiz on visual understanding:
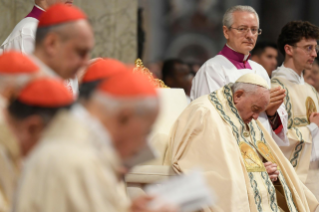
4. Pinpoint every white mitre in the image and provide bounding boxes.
[235,73,269,89]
